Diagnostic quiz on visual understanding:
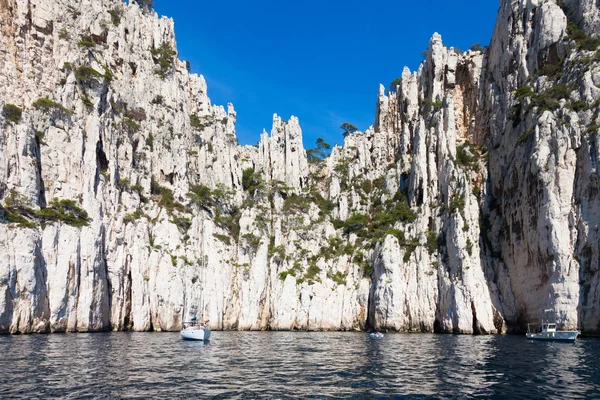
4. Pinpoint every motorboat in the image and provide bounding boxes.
[370,332,384,339]
[526,322,579,341]
[526,313,579,342]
